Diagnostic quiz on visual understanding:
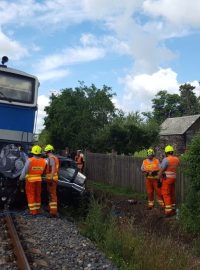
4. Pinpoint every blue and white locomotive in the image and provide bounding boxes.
[0,56,38,145]
[0,56,39,206]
